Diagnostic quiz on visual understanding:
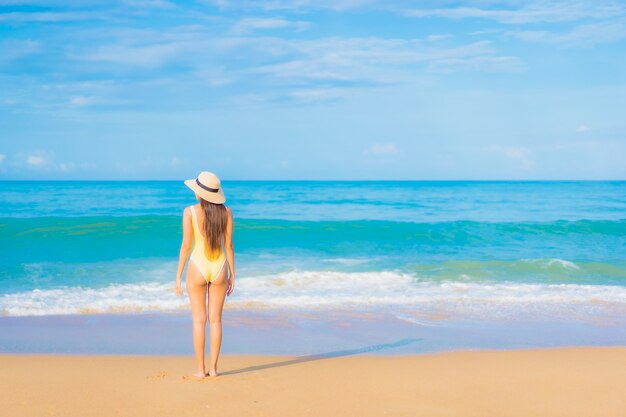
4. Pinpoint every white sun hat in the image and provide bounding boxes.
[184,171,226,204]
